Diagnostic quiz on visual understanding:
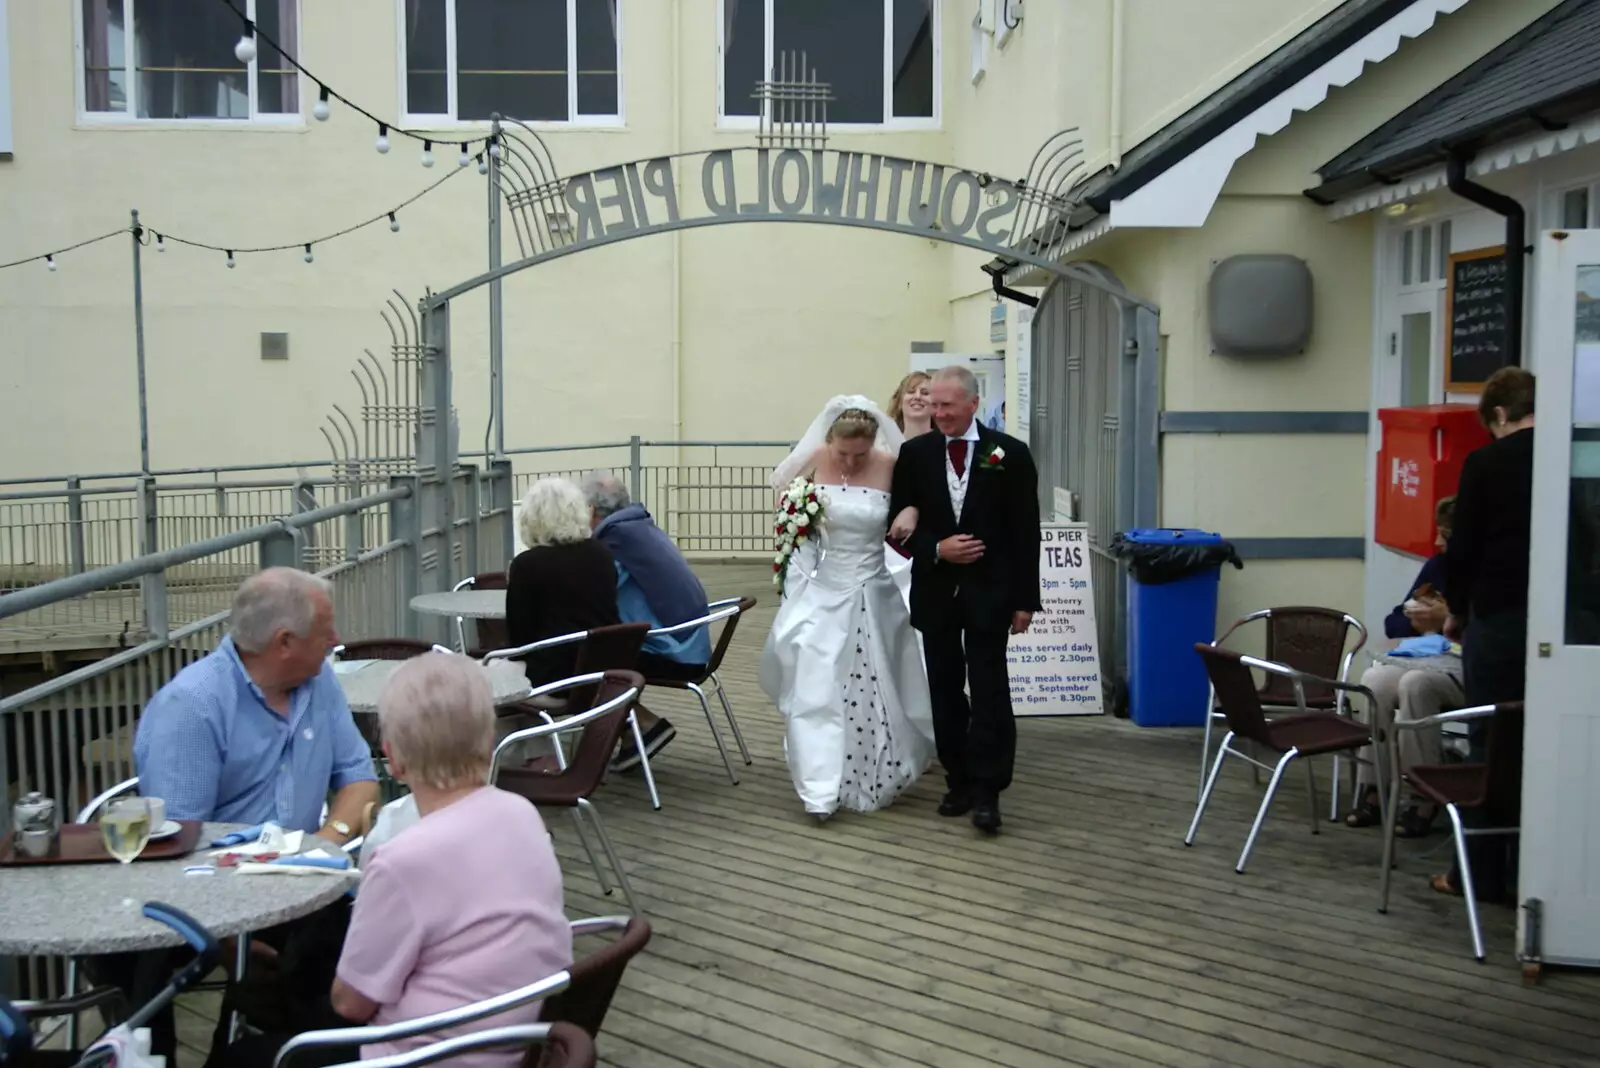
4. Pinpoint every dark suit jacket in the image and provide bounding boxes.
[889,424,1042,633]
